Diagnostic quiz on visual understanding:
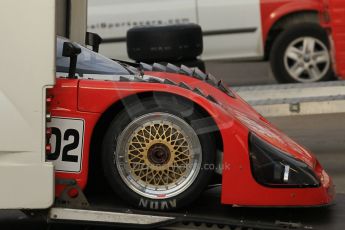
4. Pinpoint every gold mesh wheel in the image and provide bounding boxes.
[128,122,191,186]
[116,112,202,199]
